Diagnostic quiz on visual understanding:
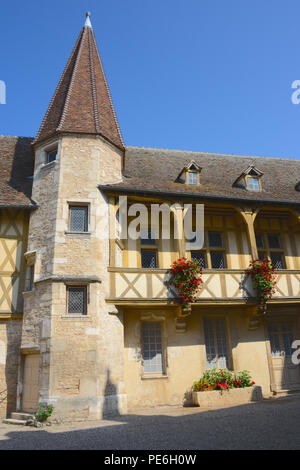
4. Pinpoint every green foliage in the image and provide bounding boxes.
[33,403,54,422]
[193,369,255,392]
